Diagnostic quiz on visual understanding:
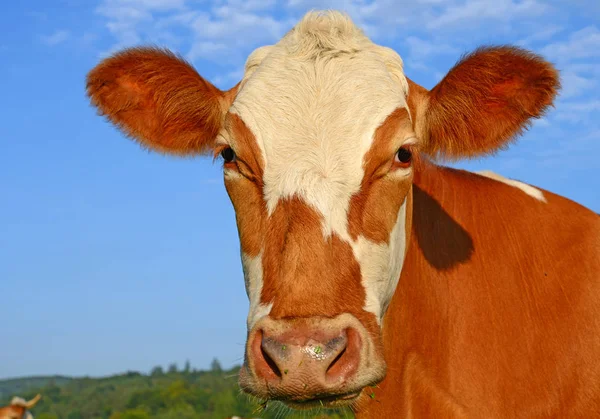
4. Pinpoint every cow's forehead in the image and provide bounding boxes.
[228,12,410,240]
